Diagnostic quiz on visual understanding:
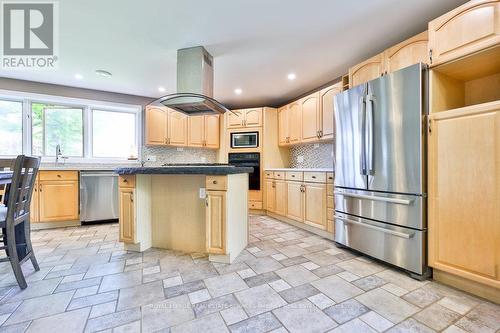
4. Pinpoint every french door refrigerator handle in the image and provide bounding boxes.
[334,215,414,239]
[334,190,412,205]
[359,94,367,175]
[366,93,375,175]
